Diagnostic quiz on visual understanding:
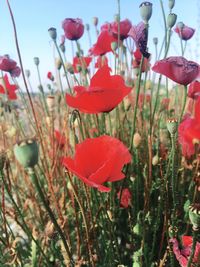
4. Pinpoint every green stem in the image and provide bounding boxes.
[187,230,197,267]
[179,85,187,123]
